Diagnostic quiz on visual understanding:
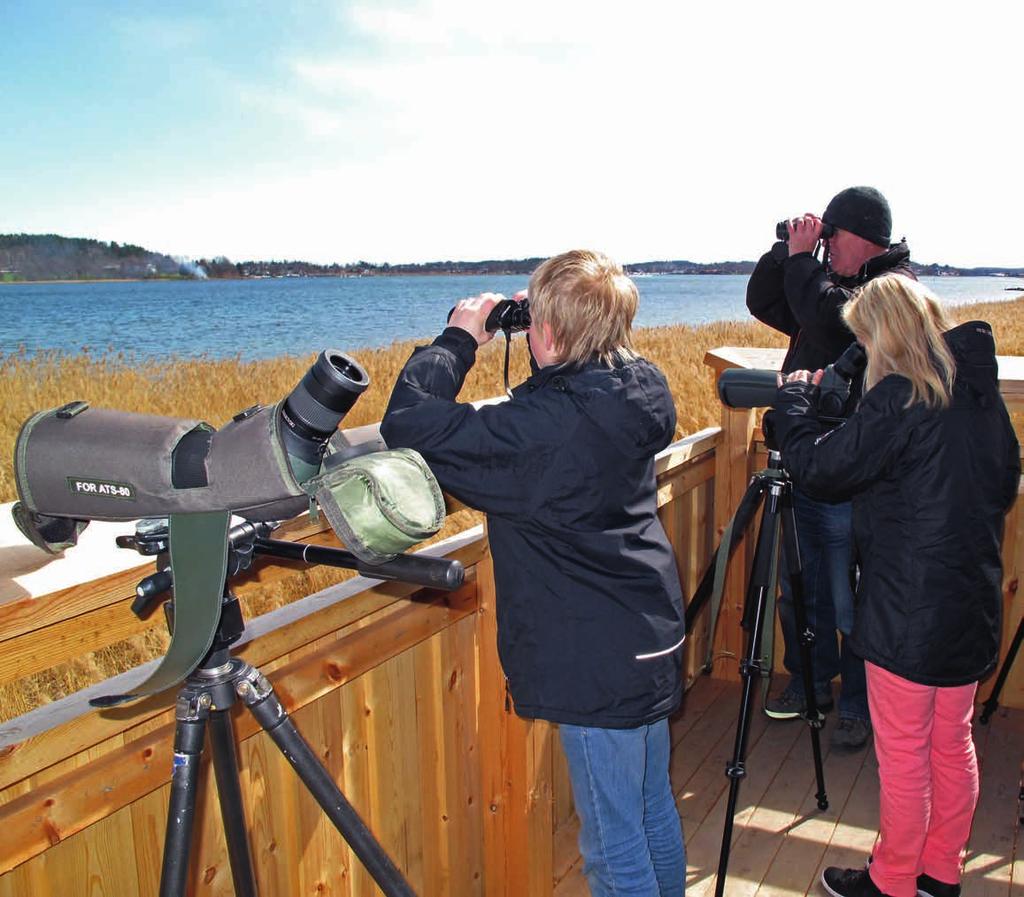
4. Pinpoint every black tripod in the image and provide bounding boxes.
[979,612,1024,725]
[118,519,464,897]
[977,611,1024,822]
[687,450,829,897]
